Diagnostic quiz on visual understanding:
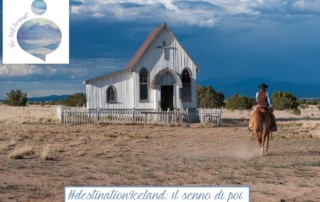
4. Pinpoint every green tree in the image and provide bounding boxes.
[65,92,86,107]
[197,85,224,108]
[5,89,28,106]
[271,91,299,110]
[225,94,256,110]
